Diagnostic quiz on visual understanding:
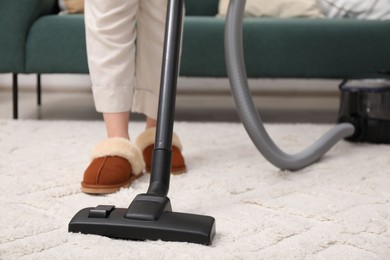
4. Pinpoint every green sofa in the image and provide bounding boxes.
[1,0,390,119]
